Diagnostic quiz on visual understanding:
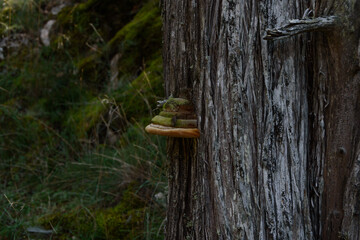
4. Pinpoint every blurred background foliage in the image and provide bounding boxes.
[0,0,166,239]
